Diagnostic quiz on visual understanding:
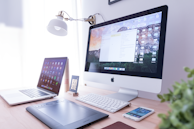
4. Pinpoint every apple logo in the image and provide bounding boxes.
[111,77,114,82]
